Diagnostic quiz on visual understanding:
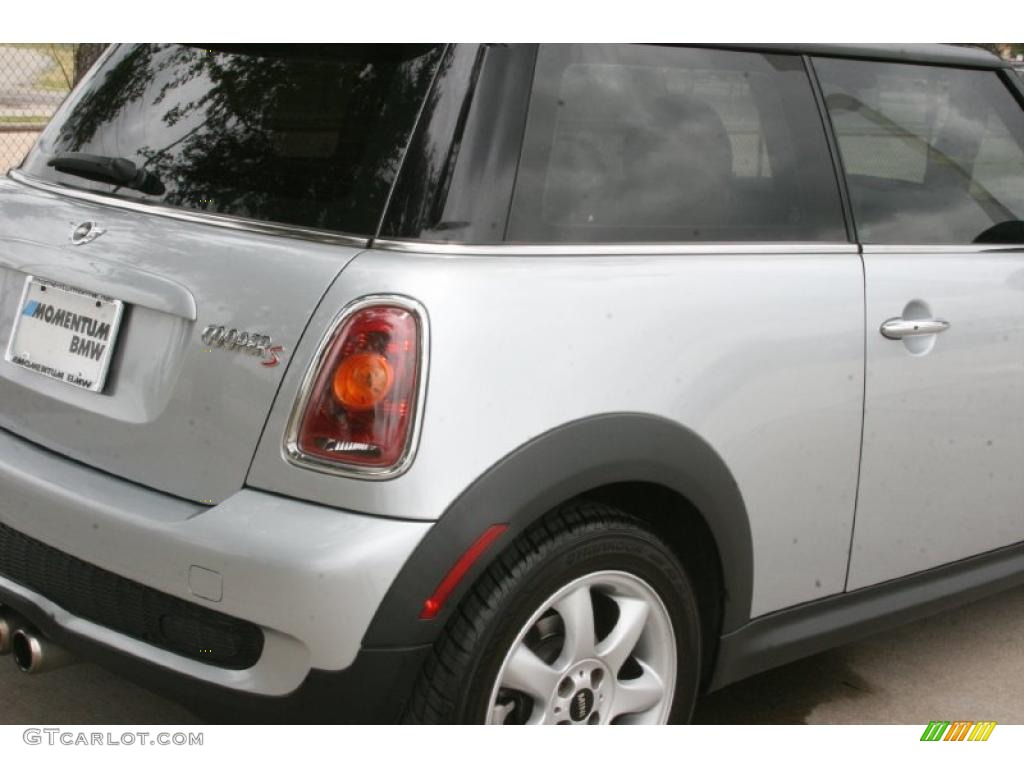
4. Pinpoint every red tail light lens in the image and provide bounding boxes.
[289,300,425,475]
